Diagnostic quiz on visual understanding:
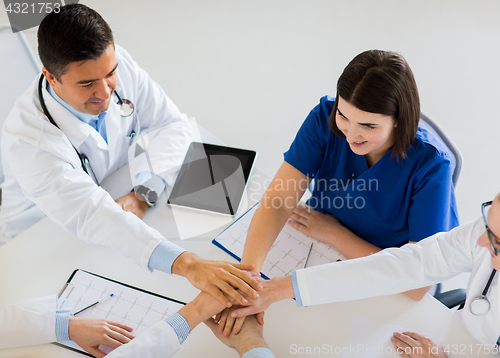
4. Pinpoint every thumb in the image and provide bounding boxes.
[87,347,106,358]
[232,263,255,271]
[231,306,259,319]
[257,311,265,325]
